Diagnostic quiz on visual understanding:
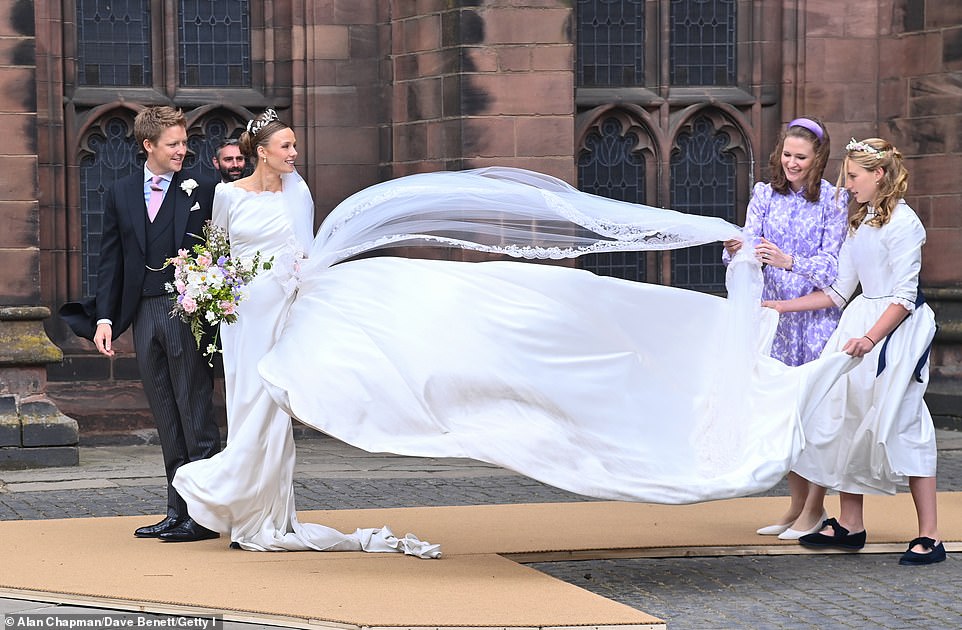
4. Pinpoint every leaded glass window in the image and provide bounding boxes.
[576,0,645,88]
[578,116,648,282]
[76,0,152,86]
[669,0,736,86]
[186,116,240,179]
[670,116,736,293]
[79,117,142,295]
[179,0,251,87]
